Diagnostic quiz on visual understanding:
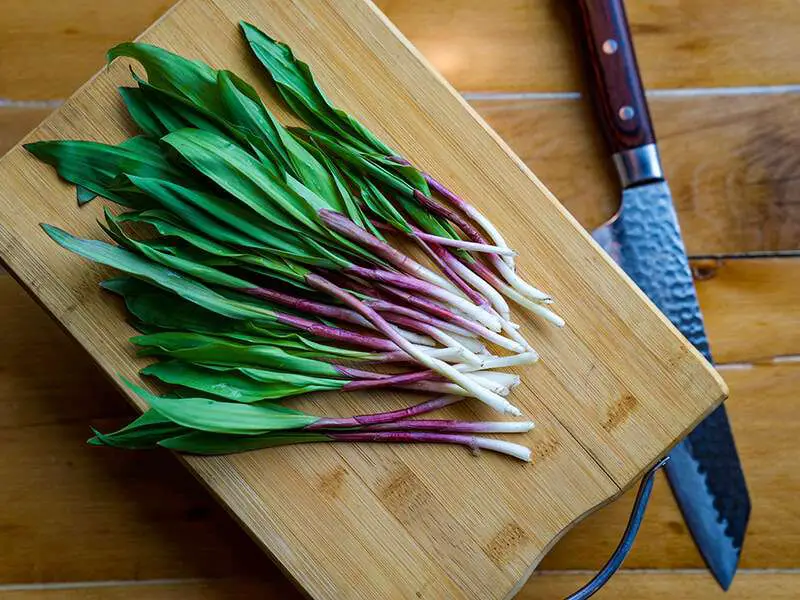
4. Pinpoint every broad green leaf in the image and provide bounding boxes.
[125,176,329,267]
[276,335,373,359]
[349,171,410,234]
[105,287,372,356]
[102,208,259,290]
[142,360,343,402]
[103,277,268,335]
[108,42,223,114]
[42,225,278,323]
[240,23,340,134]
[239,24,435,197]
[24,138,176,207]
[125,378,319,434]
[133,331,235,350]
[162,128,328,235]
[236,256,315,288]
[104,277,306,339]
[303,130,414,196]
[116,210,245,256]
[102,278,327,344]
[120,135,168,160]
[88,409,186,449]
[118,87,165,138]
[136,132,375,268]
[158,430,331,455]
[240,21,393,156]
[217,70,293,174]
[164,99,229,138]
[133,335,342,378]
[393,193,460,240]
[234,364,343,385]
[134,80,230,139]
[300,137,373,233]
[116,210,317,286]
[135,82,191,133]
[126,177,267,249]
[120,50,267,153]
[128,62,288,173]
[76,185,98,204]
[371,154,431,196]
